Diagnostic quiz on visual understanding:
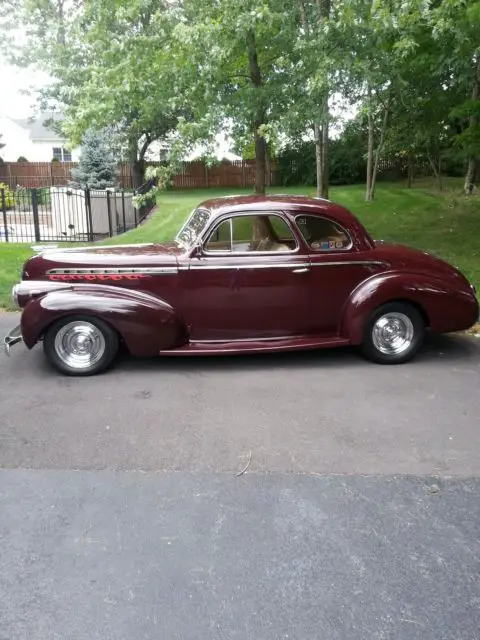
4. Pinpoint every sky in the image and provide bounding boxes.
[0,62,48,120]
